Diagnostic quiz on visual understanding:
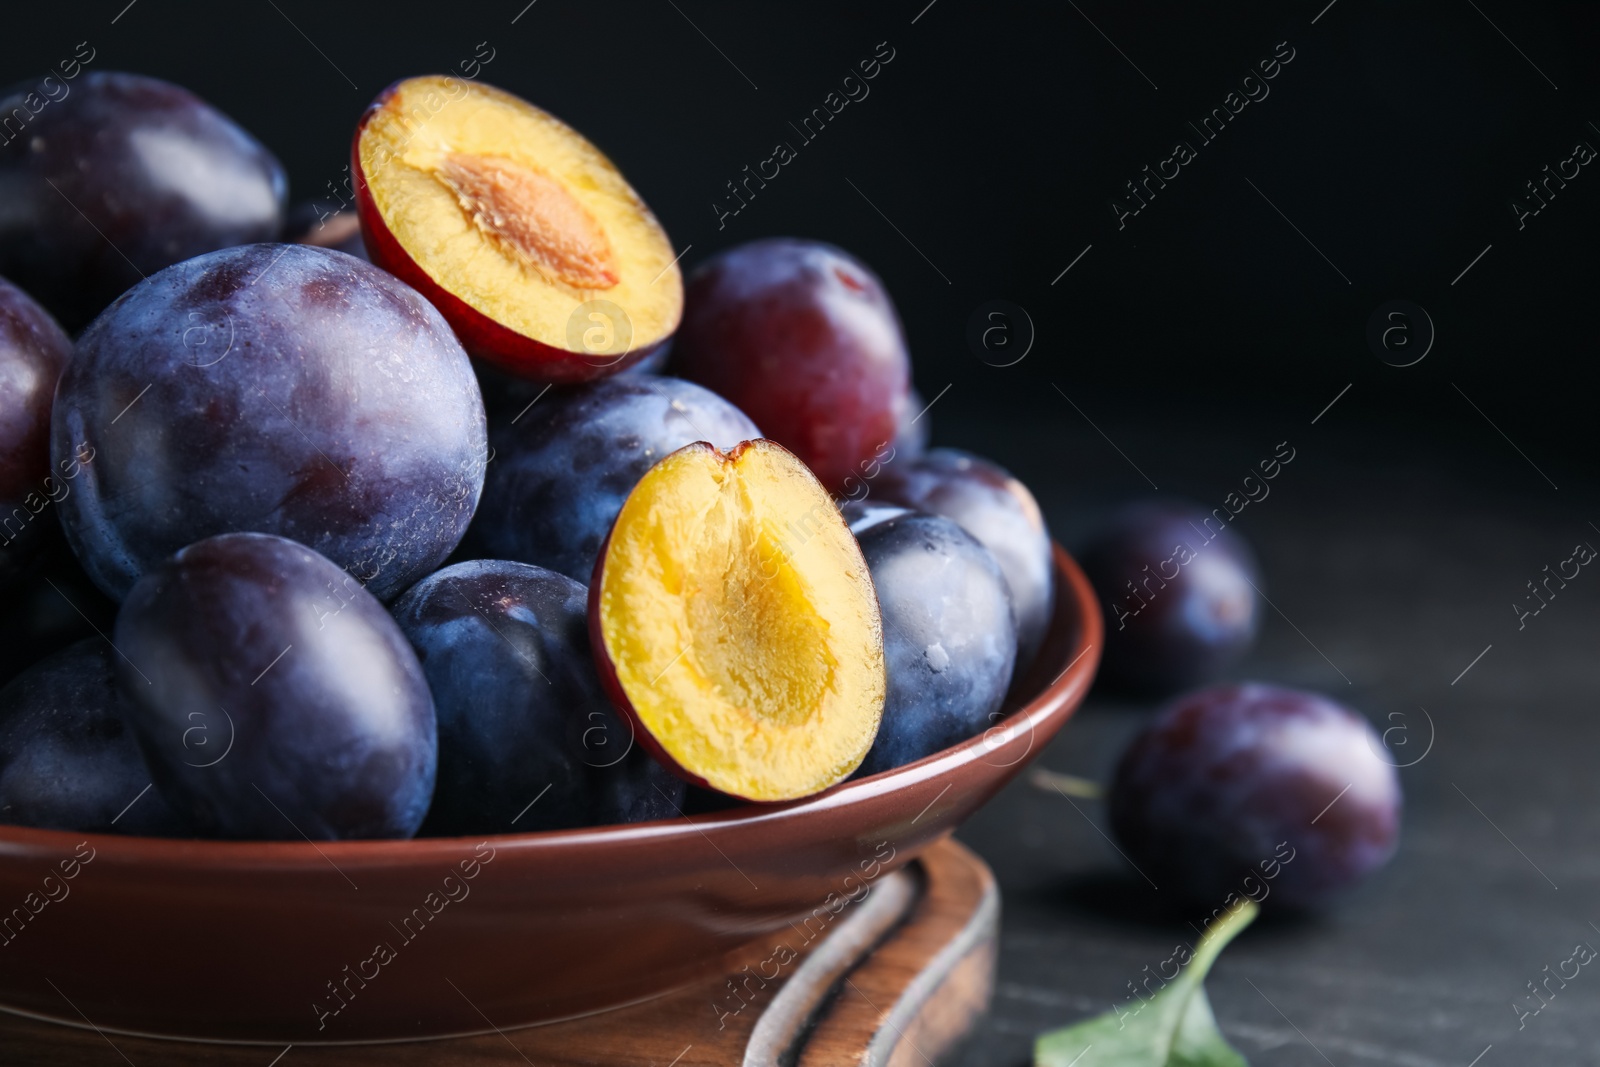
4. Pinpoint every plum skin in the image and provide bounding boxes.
[845,507,1016,778]
[873,448,1055,673]
[114,533,437,840]
[674,238,912,494]
[1079,500,1260,695]
[52,243,488,602]
[392,559,684,835]
[0,71,286,331]
[0,638,187,835]
[1109,682,1401,908]
[470,375,759,583]
[0,278,72,588]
